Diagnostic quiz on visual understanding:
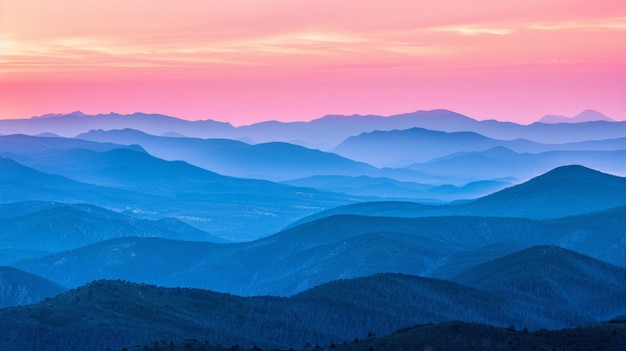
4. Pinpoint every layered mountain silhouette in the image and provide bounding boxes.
[0,151,354,241]
[2,109,624,147]
[0,107,625,350]
[332,127,626,168]
[12,204,626,295]
[406,146,626,183]
[293,165,626,224]
[76,129,377,181]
